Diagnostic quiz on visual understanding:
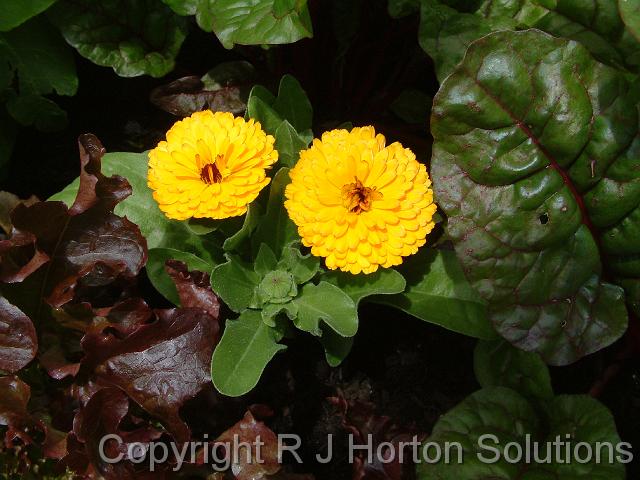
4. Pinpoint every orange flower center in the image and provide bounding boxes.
[199,154,224,184]
[341,177,383,214]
